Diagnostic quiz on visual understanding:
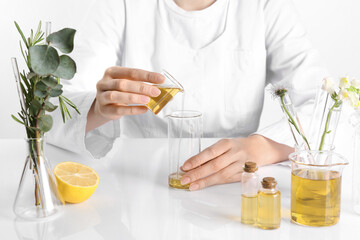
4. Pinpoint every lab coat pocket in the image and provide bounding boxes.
[224,48,266,116]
